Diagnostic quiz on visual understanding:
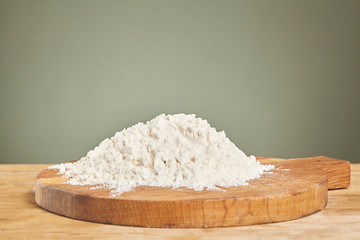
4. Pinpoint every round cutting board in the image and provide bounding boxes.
[35,157,349,228]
